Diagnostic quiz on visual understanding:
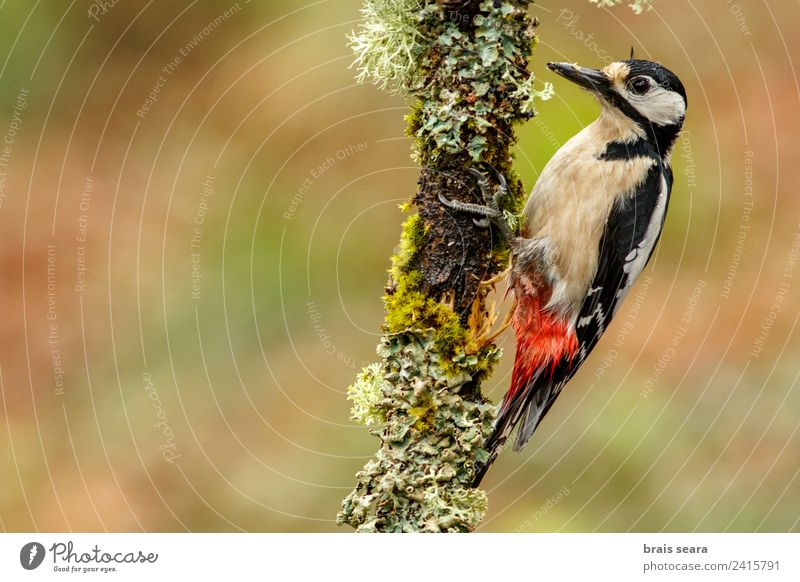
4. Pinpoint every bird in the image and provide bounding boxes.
[439,59,687,486]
